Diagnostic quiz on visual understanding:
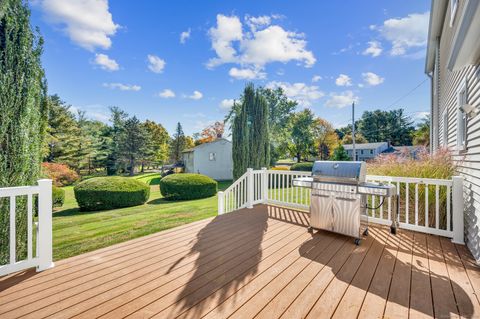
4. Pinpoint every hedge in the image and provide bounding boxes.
[74,177,150,211]
[290,162,314,172]
[160,174,217,200]
[52,186,65,208]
